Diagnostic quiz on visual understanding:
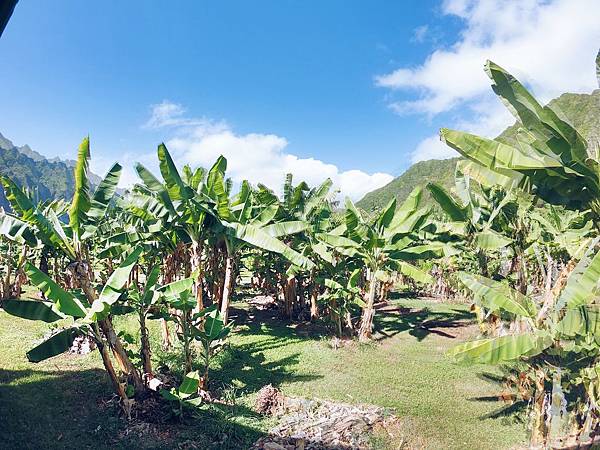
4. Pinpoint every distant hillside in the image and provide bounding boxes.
[357,158,459,212]
[357,89,600,212]
[0,132,102,210]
